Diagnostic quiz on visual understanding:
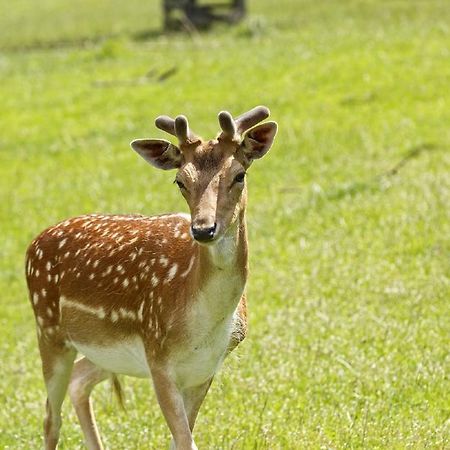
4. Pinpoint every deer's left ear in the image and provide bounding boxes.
[239,121,278,166]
